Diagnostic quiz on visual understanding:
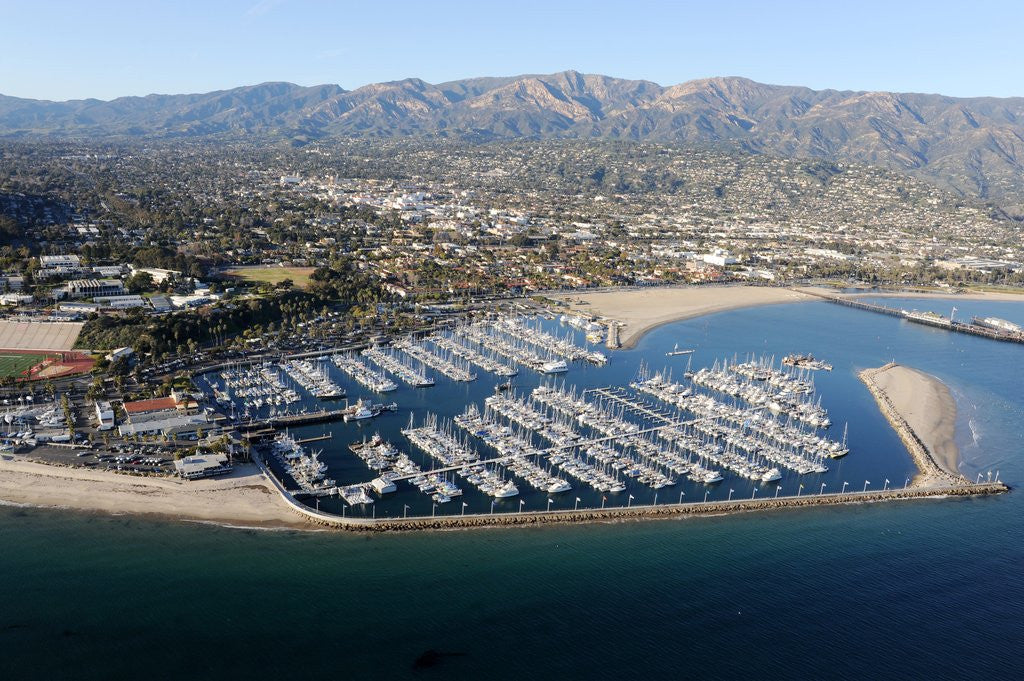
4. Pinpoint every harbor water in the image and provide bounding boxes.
[1,297,1022,679]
